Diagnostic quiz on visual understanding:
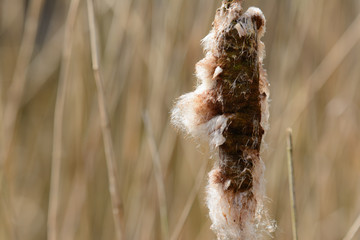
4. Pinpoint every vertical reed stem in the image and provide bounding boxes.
[47,0,81,239]
[0,1,44,238]
[0,0,44,167]
[86,0,124,239]
[143,112,169,240]
[287,128,298,240]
